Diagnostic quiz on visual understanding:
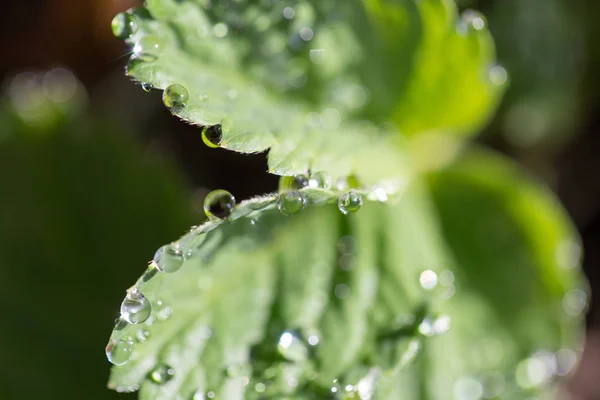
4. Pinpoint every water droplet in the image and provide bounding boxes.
[307,335,319,346]
[419,315,451,336]
[121,288,151,324]
[439,270,454,286]
[213,22,229,38]
[283,7,295,19]
[277,191,307,216]
[515,355,554,389]
[308,171,332,189]
[555,349,577,376]
[299,27,314,41]
[460,10,487,33]
[334,283,349,299]
[338,192,363,215]
[111,12,137,39]
[203,189,236,219]
[562,288,587,316]
[192,390,206,400]
[133,35,164,61]
[278,331,308,362]
[338,236,355,254]
[488,65,508,87]
[162,84,189,111]
[135,329,151,343]
[279,174,309,191]
[201,125,223,148]
[480,371,505,399]
[368,185,388,202]
[106,339,132,366]
[150,364,175,384]
[356,369,380,400]
[141,82,153,92]
[419,270,438,290]
[153,245,184,273]
[206,391,215,398]
[453,376,483,400]
[255,382,266,393]
[556,239,581,269]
